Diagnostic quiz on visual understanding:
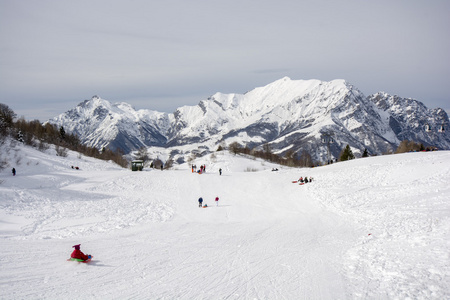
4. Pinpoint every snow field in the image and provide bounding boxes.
[307,154,450,299]
[1,141,449,299]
